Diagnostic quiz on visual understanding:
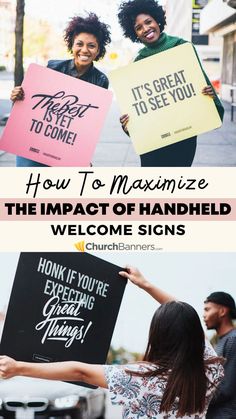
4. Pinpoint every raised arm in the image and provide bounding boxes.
[119,266,175,304]
[0,356,107,388]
